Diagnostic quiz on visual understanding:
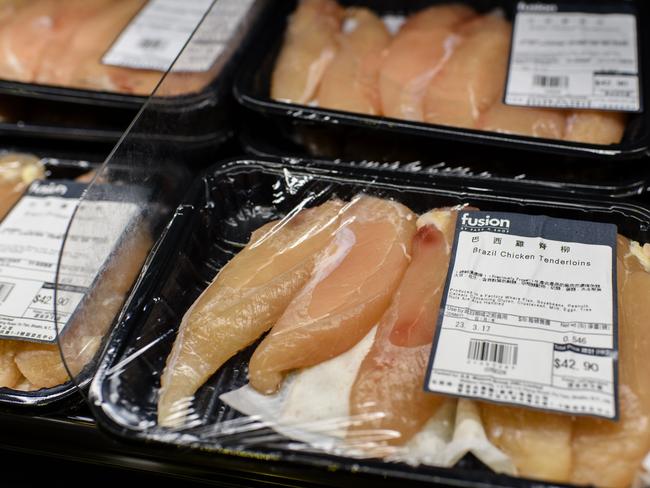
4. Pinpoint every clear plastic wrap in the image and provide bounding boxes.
[45,103,192,411]
[0,152,125,408]
[87,158,650,488]
[16,3,237,409]
[33,0,276,412]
